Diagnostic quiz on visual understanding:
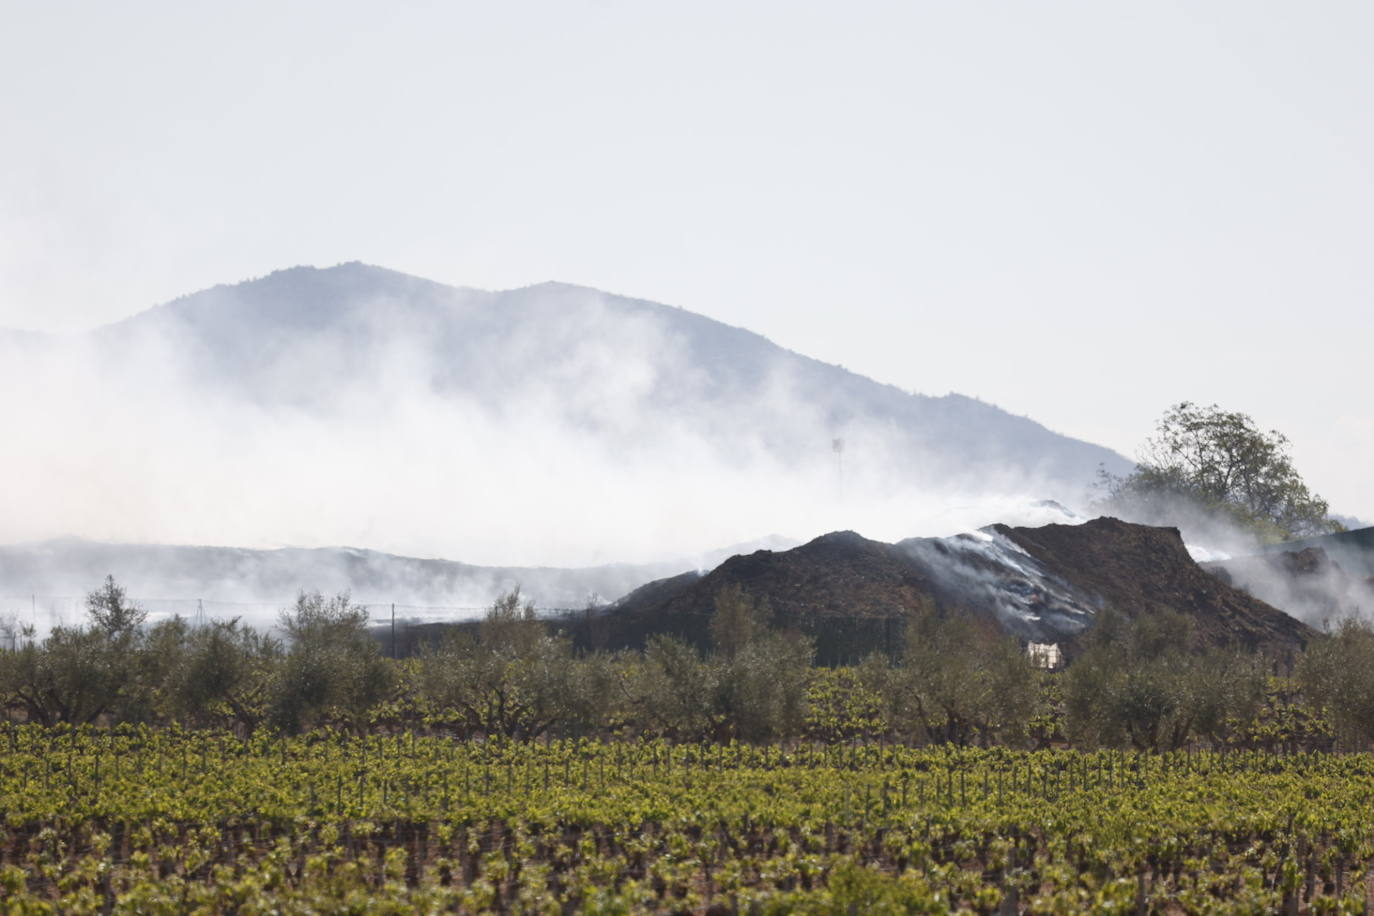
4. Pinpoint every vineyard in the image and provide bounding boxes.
[2,726,1374,913]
